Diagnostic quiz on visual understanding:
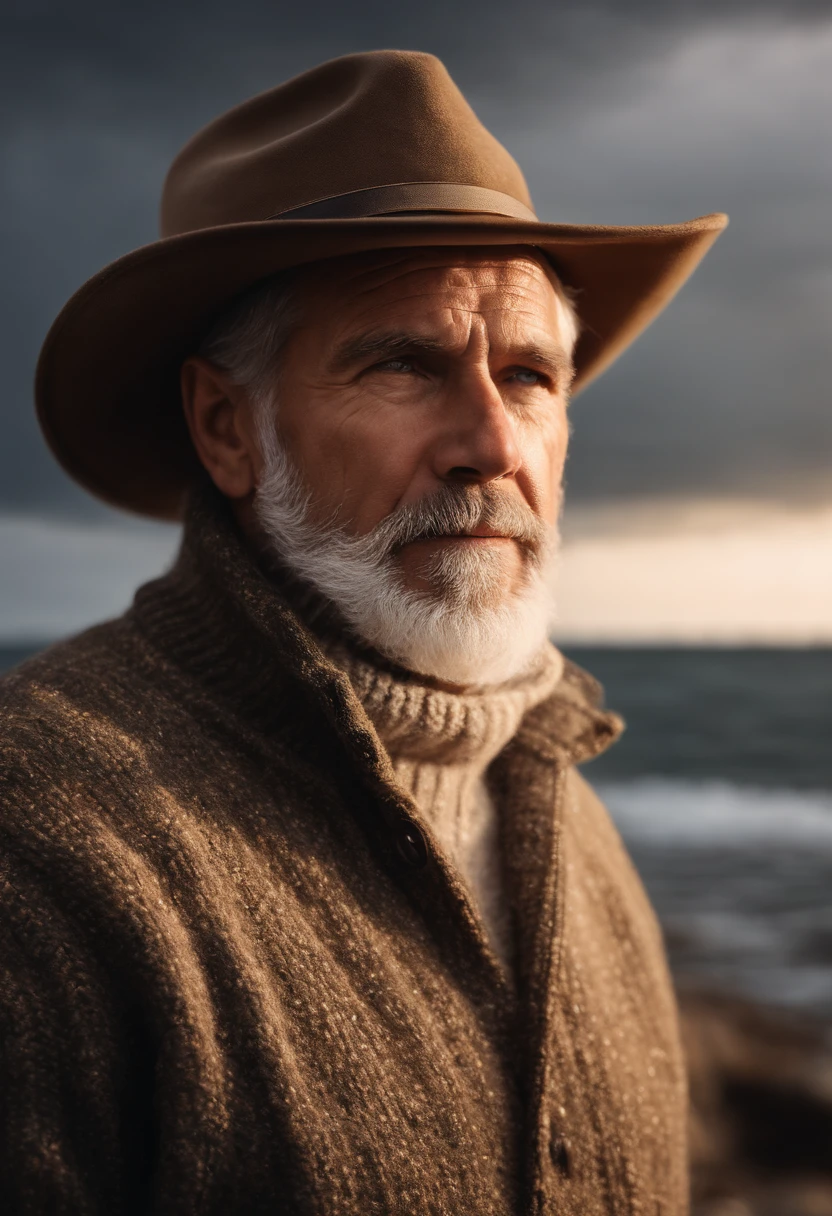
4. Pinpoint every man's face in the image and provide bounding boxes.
[269,246,573,603]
